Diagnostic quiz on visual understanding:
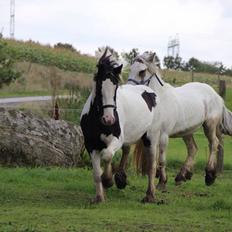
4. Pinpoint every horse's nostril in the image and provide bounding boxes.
[101,117,106,124]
